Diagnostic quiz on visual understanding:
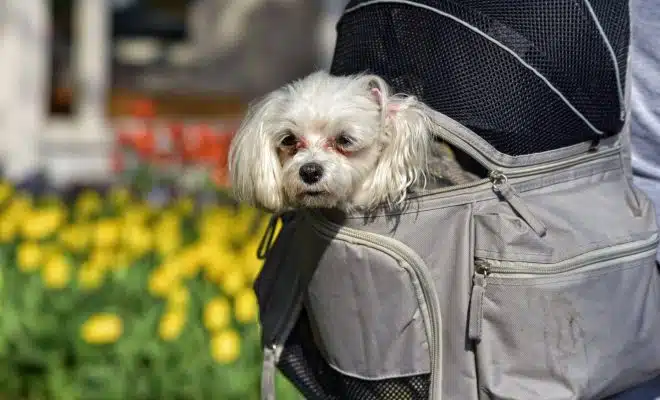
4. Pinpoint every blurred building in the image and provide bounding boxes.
[0,0,349,186]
